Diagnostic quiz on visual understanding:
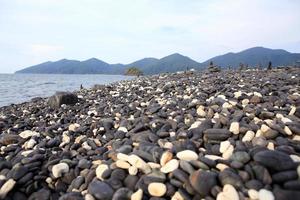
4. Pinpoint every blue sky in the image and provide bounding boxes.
[0,0,300,73]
